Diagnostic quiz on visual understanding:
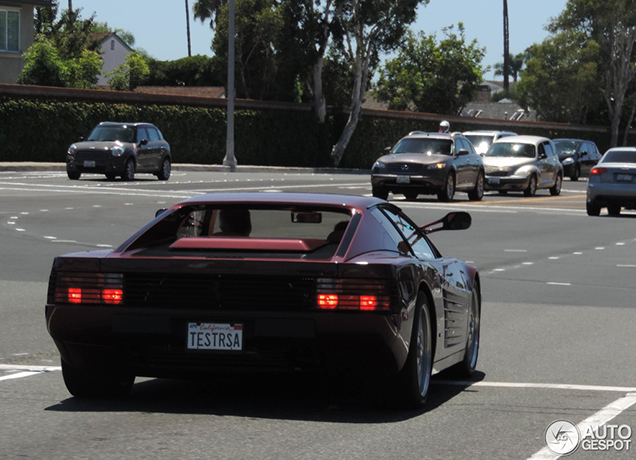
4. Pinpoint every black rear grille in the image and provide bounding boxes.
[76,150,109,161]
[124,274,316,311]
[387,163,425,174]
